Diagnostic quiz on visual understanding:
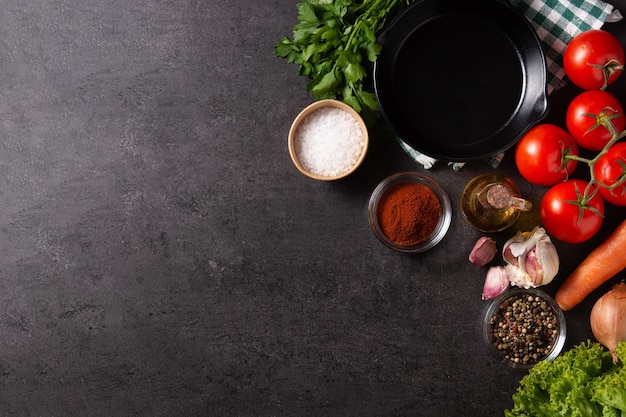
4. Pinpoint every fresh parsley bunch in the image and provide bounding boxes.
[275,0,411,114]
